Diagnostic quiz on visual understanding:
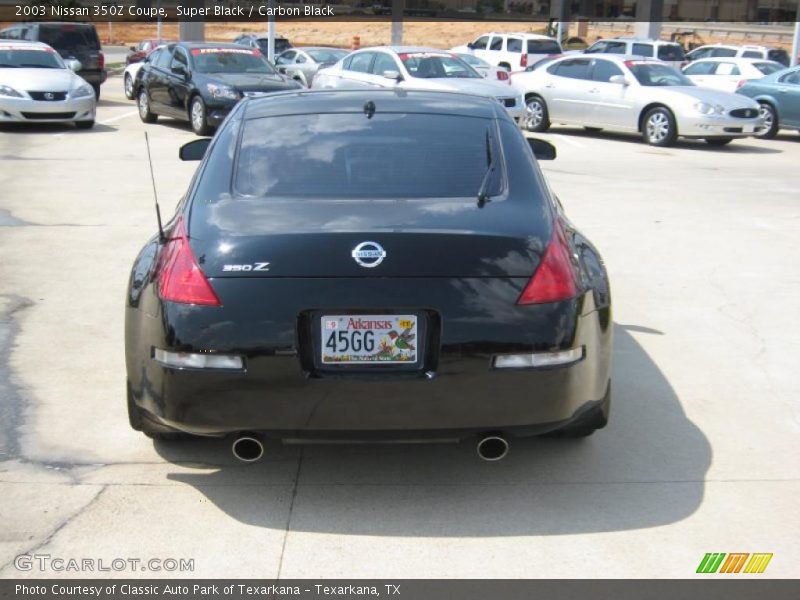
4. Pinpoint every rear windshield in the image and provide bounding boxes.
[0,47,64,69]
[657,44,686,61]
[235,113,497,199]
[753,61,782,75]
[768,49,789,65]
[527,39,561,54]
[191,48,277,74]
[399,52,481,79]
[38,25,99,51]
